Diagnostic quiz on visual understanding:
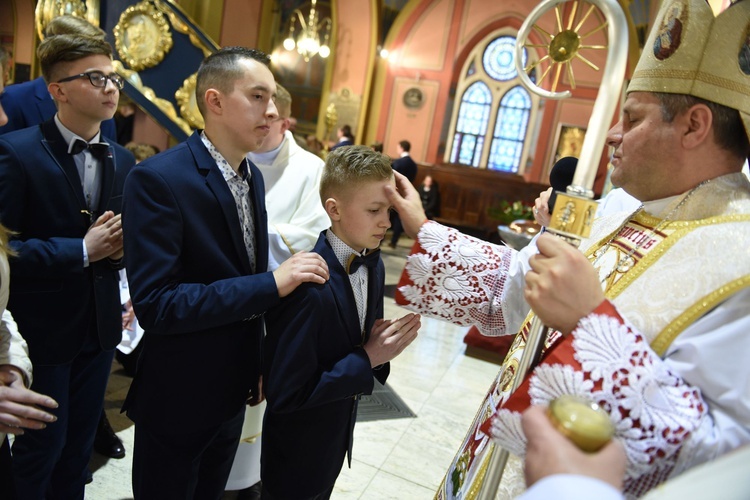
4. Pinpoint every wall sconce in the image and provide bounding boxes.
[283,0,332,61]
